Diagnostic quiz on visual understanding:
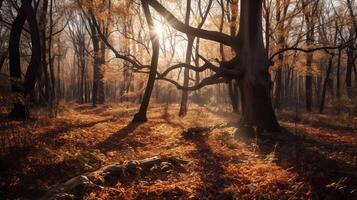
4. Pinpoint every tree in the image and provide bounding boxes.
[271,0,291,109]
[132,0,160,122]
[68,15,88,104]
[8,0,41,119]
[81,0,109,106]
[179,0,213,116]
[225,0,240,113]
[145,0,280,131]
[179,0,194,117]
[346,0,357,98]
[88,14,105,106]
[302,0,319,112]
